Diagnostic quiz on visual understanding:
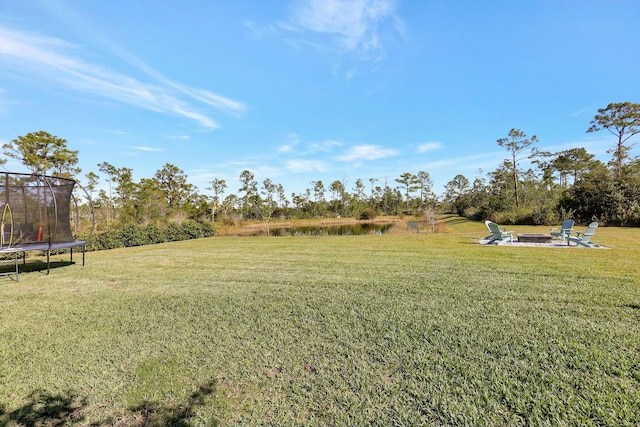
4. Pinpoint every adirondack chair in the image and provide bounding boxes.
[568,222,600,248]
[484,220,513,245]
[550,219,574,240]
